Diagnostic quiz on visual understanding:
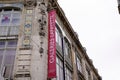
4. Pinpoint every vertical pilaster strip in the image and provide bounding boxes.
[71,45,78,80]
